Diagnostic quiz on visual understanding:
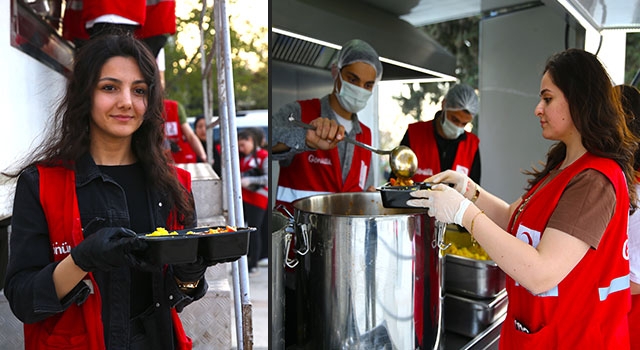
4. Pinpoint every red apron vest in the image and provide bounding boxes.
[501,153,630,349]
[240,149,269,210]
[407,120,478,183]
[82,0,146,28]
[275,98,372,213]
[135,0,177,39]
[164,100,197,164]
[27,164,193,349]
